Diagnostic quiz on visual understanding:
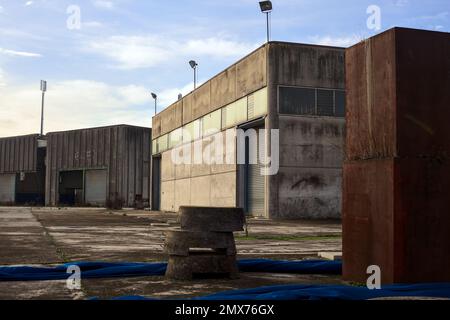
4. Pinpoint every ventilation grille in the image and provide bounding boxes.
[247,94,255,119]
